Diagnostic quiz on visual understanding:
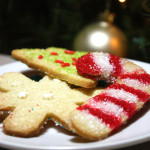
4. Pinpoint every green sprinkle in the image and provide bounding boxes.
[23,47,87,75]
